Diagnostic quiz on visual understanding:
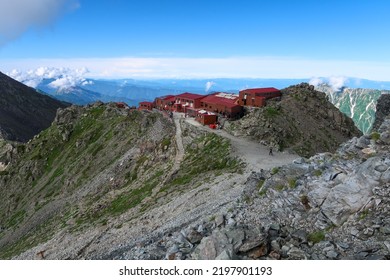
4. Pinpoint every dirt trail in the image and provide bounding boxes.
[173,113,185,168]
[184,118,297,172]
